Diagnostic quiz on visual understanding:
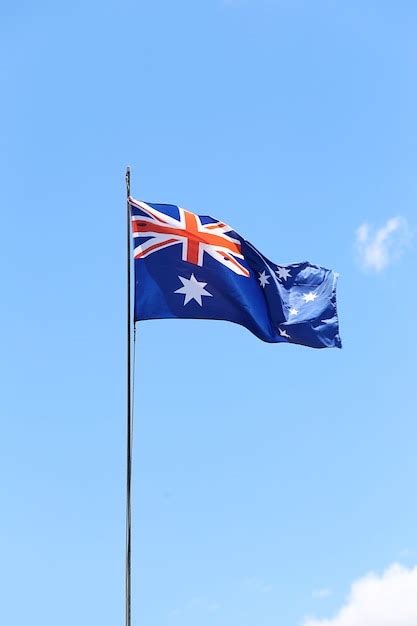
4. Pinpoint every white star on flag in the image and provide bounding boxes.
[276,266,291,281]
[175,273,213,306]
[303,291,317,303]
[279,327,291,339]
[258,270,270,288]
[289,307,298,316]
